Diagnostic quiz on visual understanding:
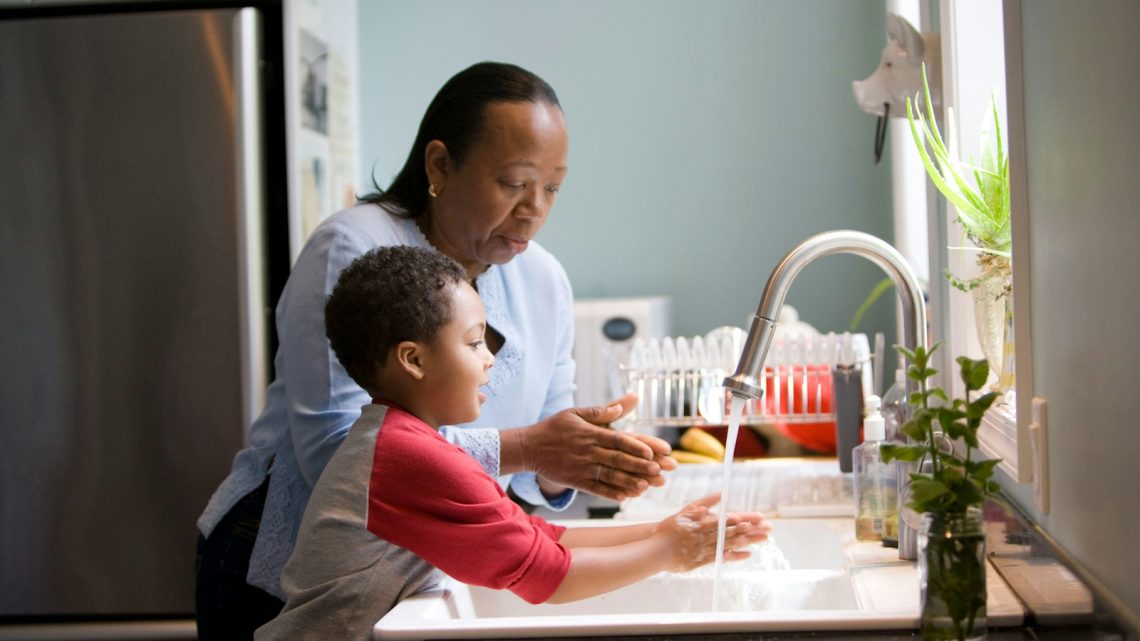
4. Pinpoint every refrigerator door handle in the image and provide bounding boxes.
[234,7,270,442]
